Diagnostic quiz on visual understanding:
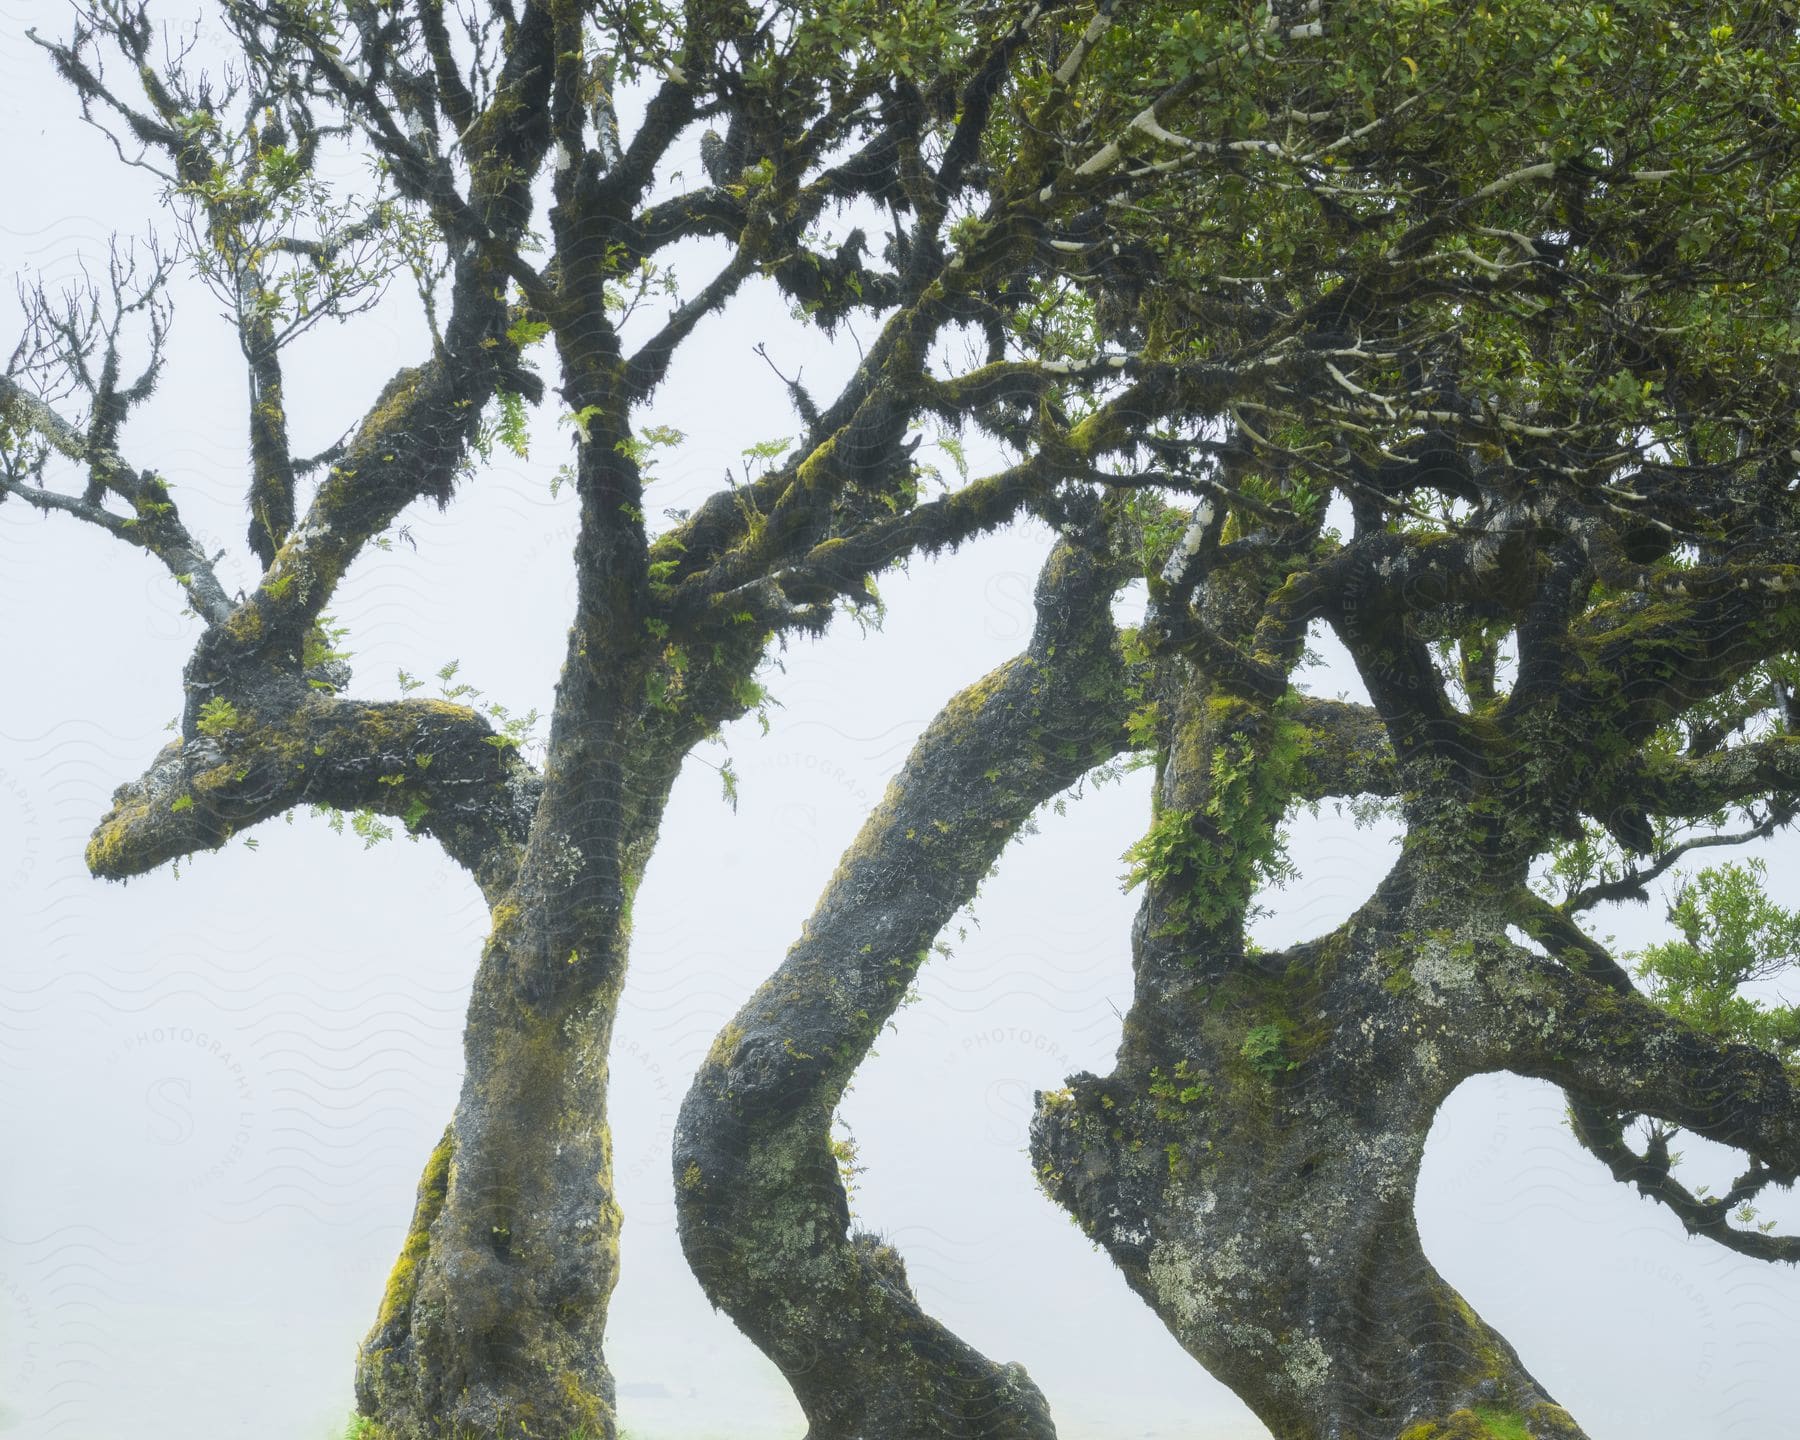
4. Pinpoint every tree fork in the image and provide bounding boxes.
[1031,862,1591,1440]
[1028,542,1589,1439]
